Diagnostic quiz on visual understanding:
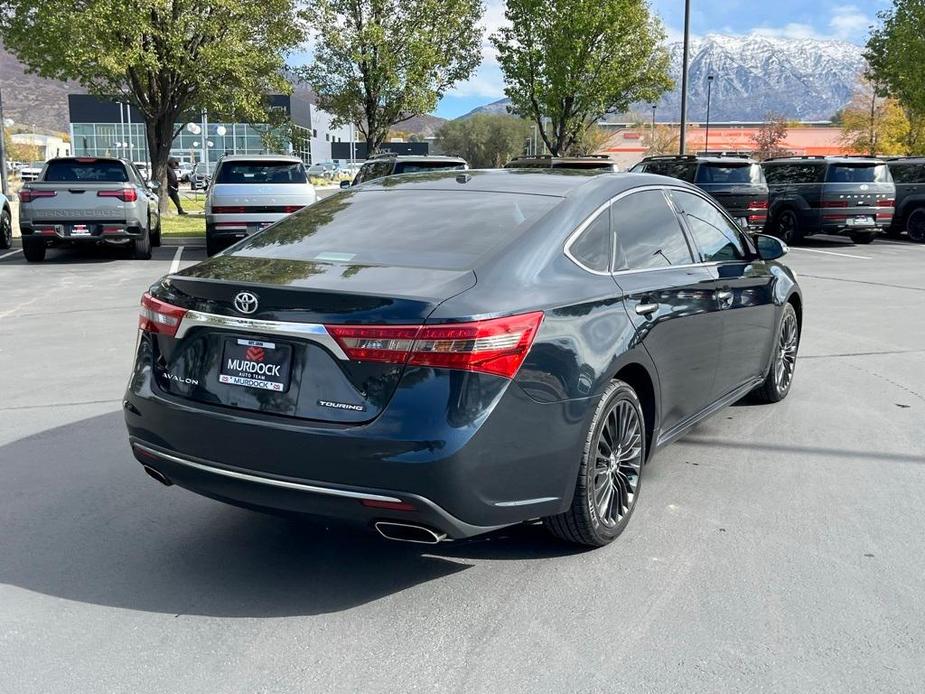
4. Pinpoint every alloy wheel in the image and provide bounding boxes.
[0,212,11,249]
[591,399,643,527]
[778,211,798,244]
[774,311,799,392]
